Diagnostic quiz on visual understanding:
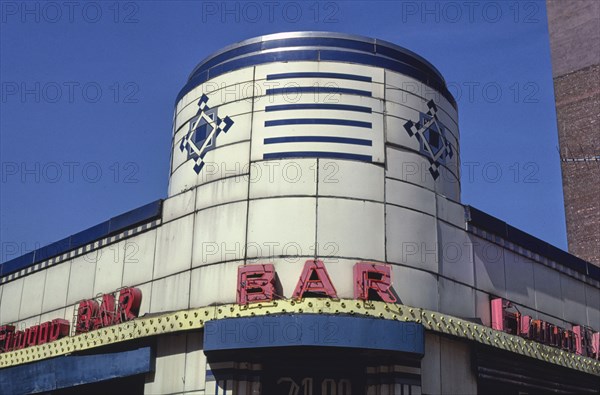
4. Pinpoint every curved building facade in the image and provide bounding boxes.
[169,32,460,310]
[0,32,599,394]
